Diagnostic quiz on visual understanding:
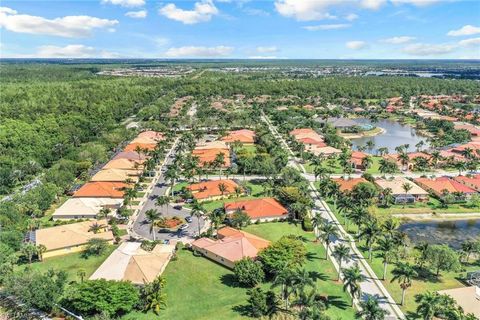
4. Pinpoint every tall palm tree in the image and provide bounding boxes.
[318,220,339,260]
[145,209,160,241]
[398,152,410,171]
[343,264,366,307]
[97,207,111,220]
[218,182,227,197]
[333,243,350,281]
[401,183,412,208]
[391,262,417,306]
[347,205,368,236]
[361,156,373,171]
[208,208,226,235]
[190,202,204,236]
[358,219,382,261]
[356,295,387,320]
[164,166,178,197]
[155,195,171,216]
[272,268,296,310]
[377,236,397,281]
[142,276,167,315]
[415,292,441,320]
